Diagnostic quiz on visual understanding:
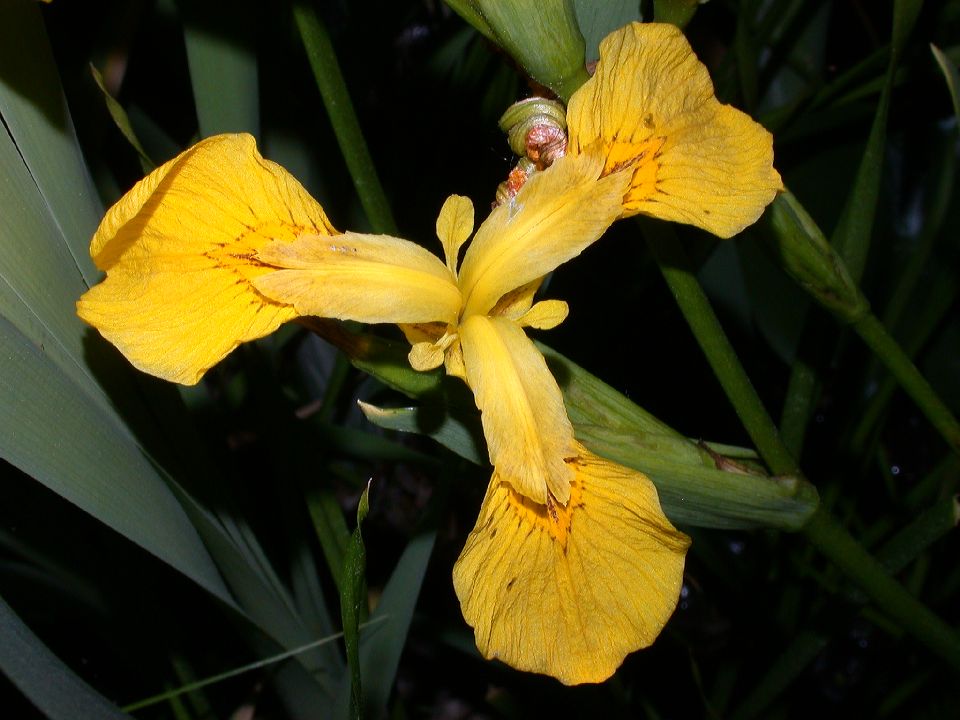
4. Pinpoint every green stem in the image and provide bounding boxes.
[778,353,818,459]
[853,312,960,453]
[292,1,397,235]
[803,507,960,672]
[850,272,957,456]
[642,219,797,476]
[641,220,960,672]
